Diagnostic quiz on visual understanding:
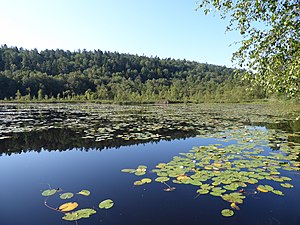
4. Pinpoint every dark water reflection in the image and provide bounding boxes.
[1,114,299,156]
[0,128,197,155]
